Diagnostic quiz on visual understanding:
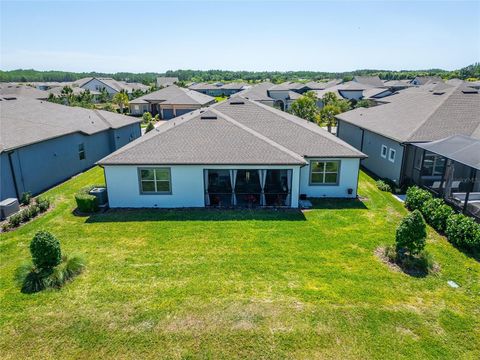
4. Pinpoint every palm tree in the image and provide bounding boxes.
[112,92,129,114]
